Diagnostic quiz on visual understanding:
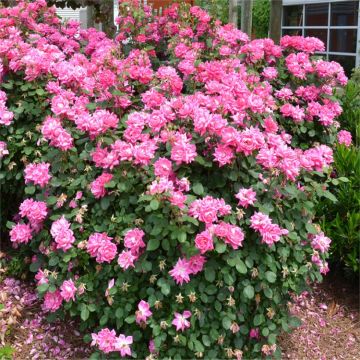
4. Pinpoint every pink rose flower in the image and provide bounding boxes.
[60,279,77,302]
[172,310,191,331]
[43,290,63,312]
[136,300,152,324]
